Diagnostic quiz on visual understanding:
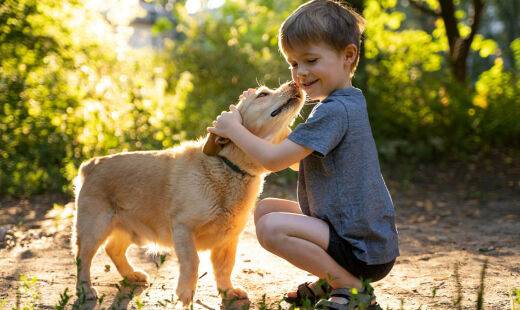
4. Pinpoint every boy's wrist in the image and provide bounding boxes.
[227,121,246,140]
